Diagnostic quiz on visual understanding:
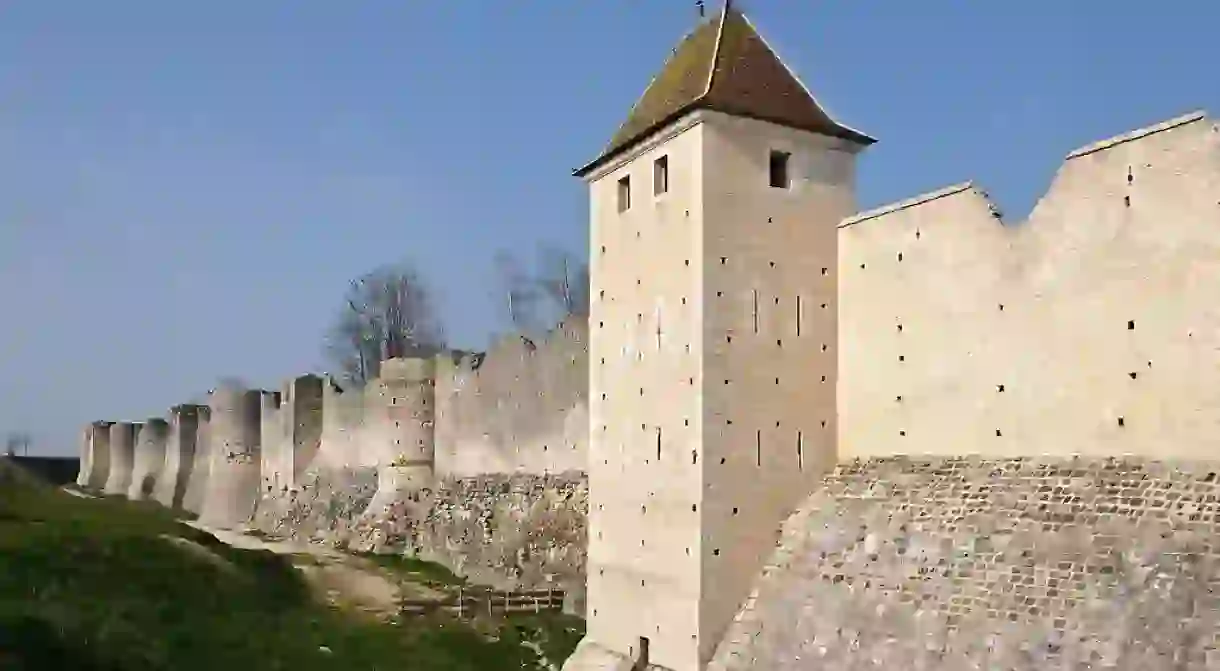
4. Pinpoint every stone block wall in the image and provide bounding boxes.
[710,456,1220,670]
[435,319,588,477]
